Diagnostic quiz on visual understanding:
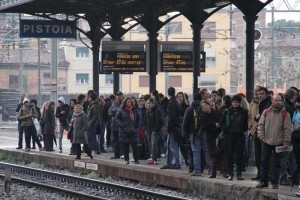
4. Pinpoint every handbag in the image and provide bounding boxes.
[32,117,41,133]
[67,123,73,140]
[216,130,227,153]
